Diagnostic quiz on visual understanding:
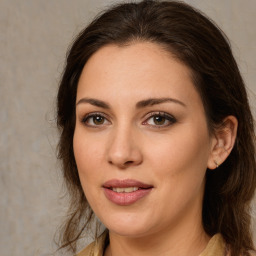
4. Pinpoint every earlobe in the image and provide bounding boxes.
[207,116,238,170]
